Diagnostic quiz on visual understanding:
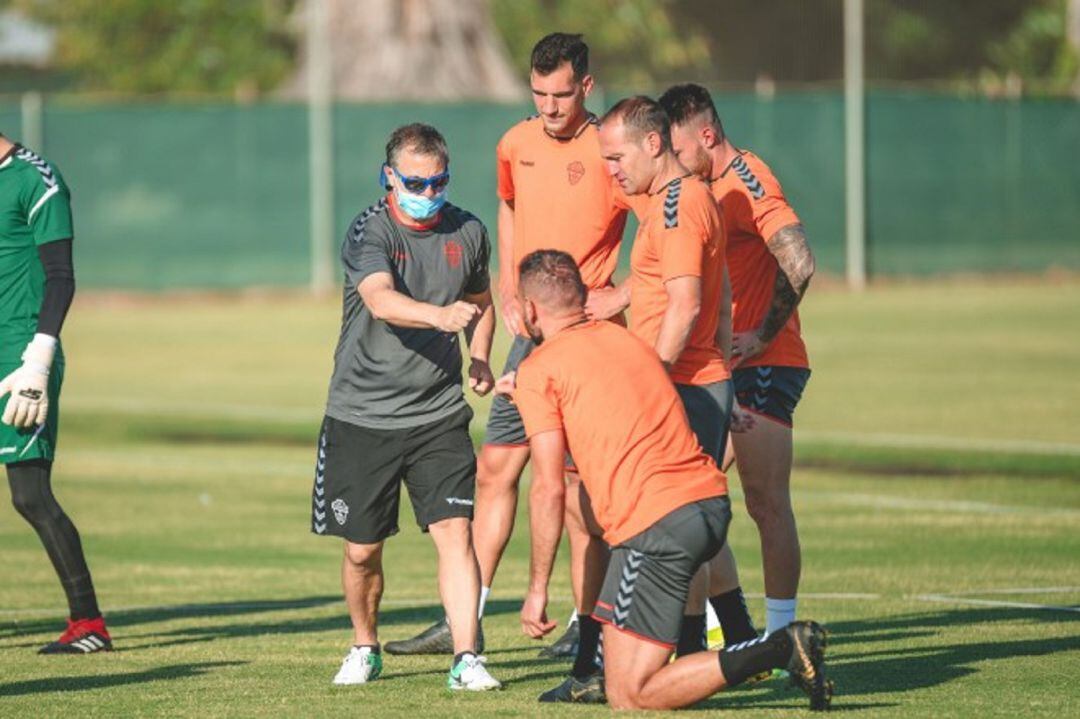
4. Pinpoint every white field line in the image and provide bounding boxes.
[64,396,1080,457]
[949,586,1080,596]
[799,430,1080,457]
[3,588,1077,621]
[787,489,1080,517]
[62,397,319,423]
[0,596,451,619]
[913,594,1080,613]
